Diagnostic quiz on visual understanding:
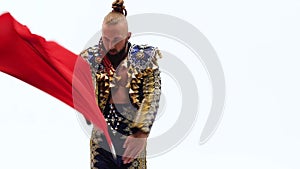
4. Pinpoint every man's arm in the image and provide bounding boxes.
[131,68,161,133]
[79,47,99,126]
[123,46,162,163]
